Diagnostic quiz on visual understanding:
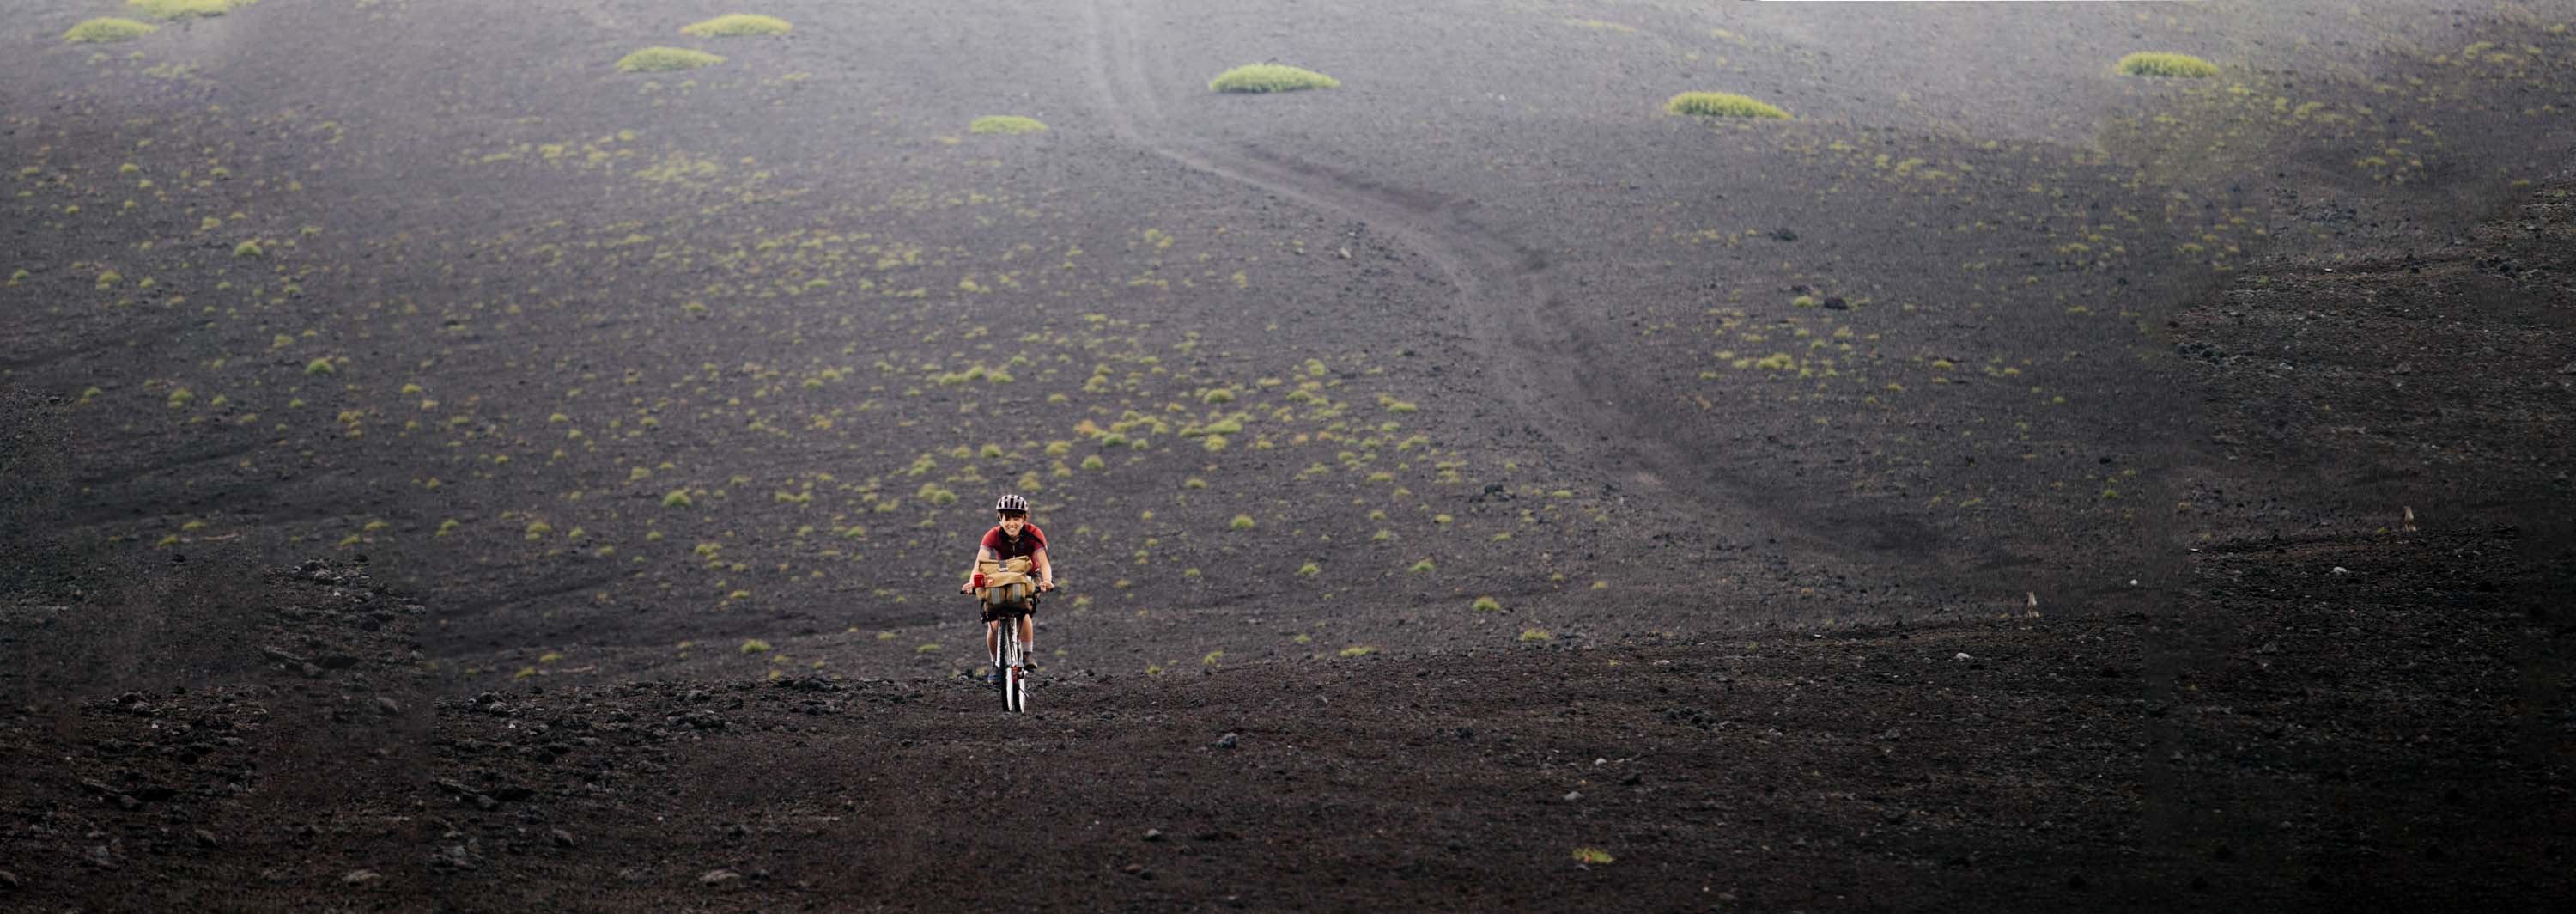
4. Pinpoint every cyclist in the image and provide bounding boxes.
[960,493,1054,682]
